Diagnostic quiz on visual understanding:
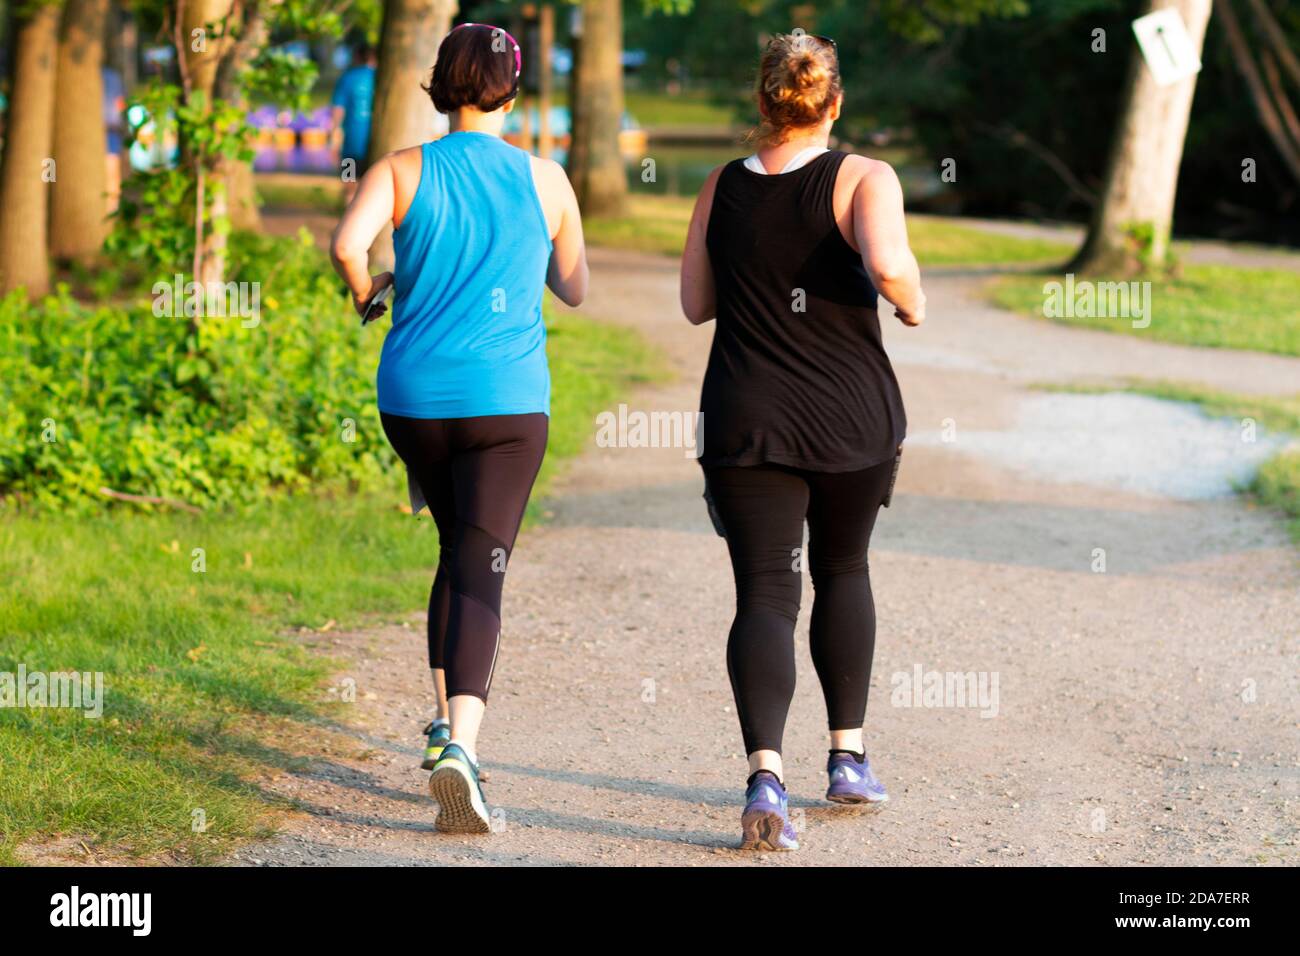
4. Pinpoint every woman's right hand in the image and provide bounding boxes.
[353,272,394,319]
[895,289,925,327]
